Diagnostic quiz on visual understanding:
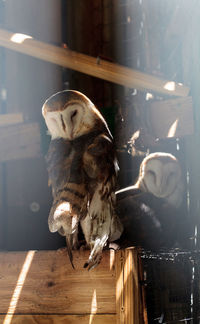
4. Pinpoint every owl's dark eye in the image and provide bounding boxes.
[148,170,156,177]
[71,110,77,121]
